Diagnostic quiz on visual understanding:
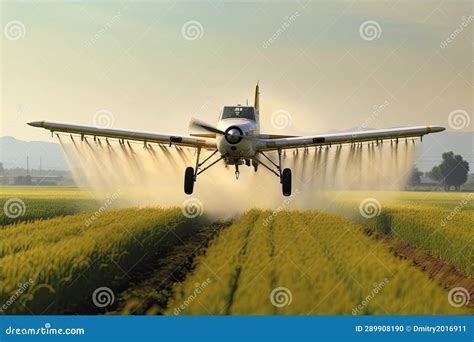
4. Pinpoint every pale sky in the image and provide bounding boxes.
[1,0,472,142]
